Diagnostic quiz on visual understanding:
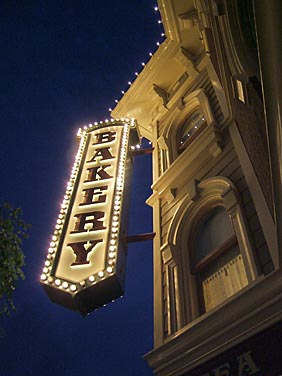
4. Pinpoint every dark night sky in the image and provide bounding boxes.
[0,2,163,375]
